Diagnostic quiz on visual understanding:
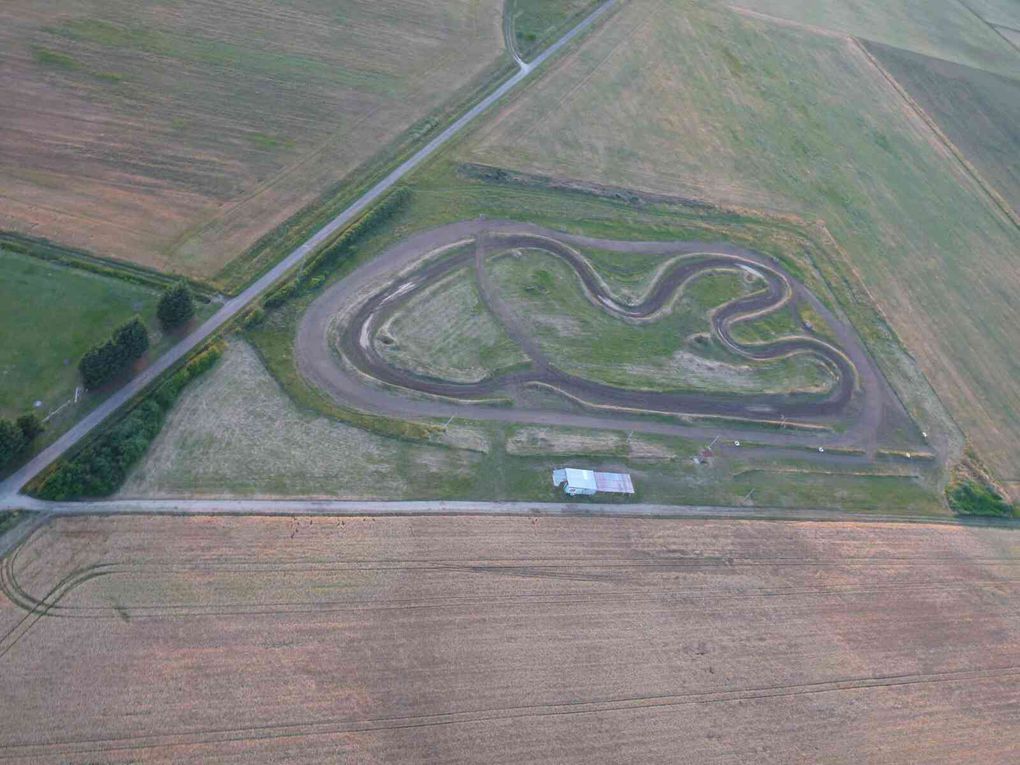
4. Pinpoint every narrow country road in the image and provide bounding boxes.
[0,0,618,502]
[3,496,1018,529]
